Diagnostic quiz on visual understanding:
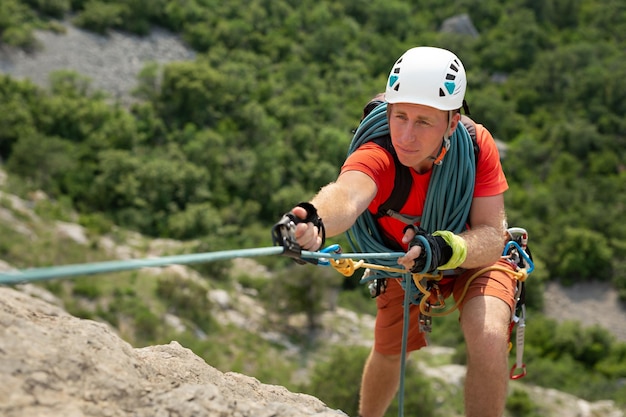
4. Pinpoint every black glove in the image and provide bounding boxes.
[272,202,325,264]
[404,225,452,273]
